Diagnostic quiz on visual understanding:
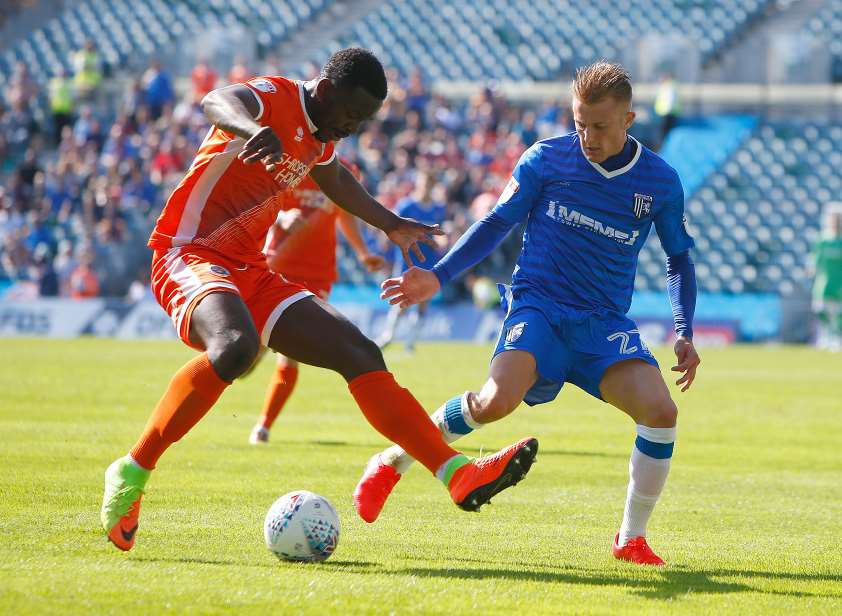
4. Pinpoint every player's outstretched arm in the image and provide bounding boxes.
[336,209,386,272]
[201,84,284,172]
[310,159,442,265]
[666,251,700,391]
[380,210,517,309]
[381,267,440,308]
